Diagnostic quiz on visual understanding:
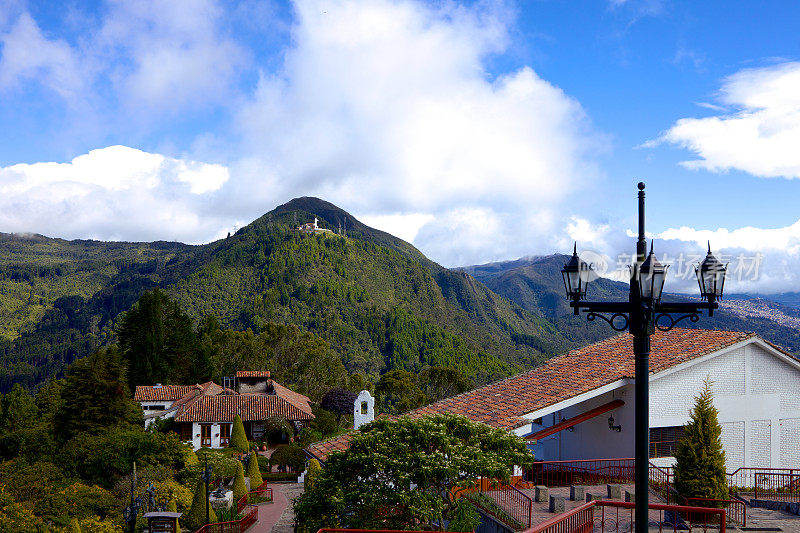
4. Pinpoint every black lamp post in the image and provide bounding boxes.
[202,454,213,526]
[561,182,727,533]
[123,462,142,533]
